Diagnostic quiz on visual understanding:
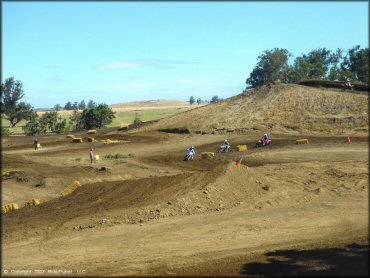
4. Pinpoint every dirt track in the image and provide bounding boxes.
[2,130,368,276]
